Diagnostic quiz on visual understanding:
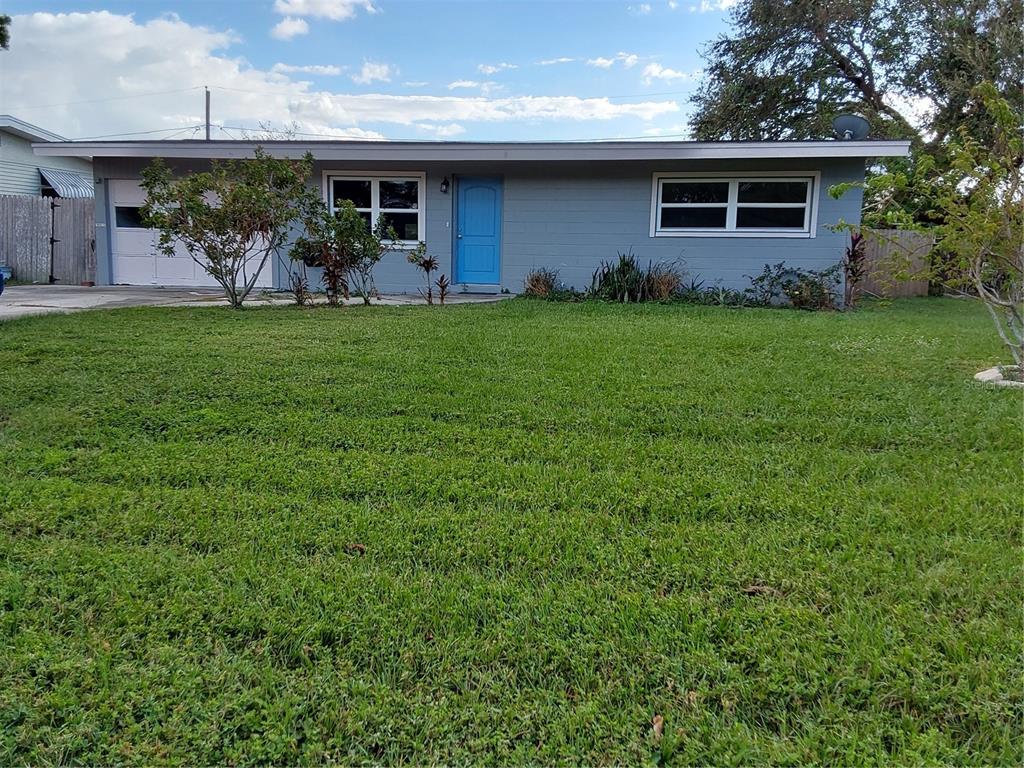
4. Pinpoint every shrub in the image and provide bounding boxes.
[745,262,791,306]
[677,277,748,307]
[744,262,839,310]
[524,267,560,297]
[842,233,868,308]
[590,251,650,302]
[589,251,684,303]
[407,242,440,304]
[290,199,399,306]
[435,273,451,305]
[784,266,841,310]
[647,262,684,301]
